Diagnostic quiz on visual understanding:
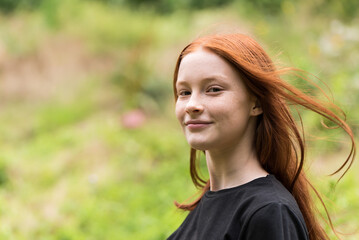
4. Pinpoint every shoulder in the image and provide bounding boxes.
[242,175,308,226]
[244,175,302,210]
[236,175,309,240]
[234,175,301,212]
[240,202,309,240]
[249,202,306,230]
[203,175,304,219]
